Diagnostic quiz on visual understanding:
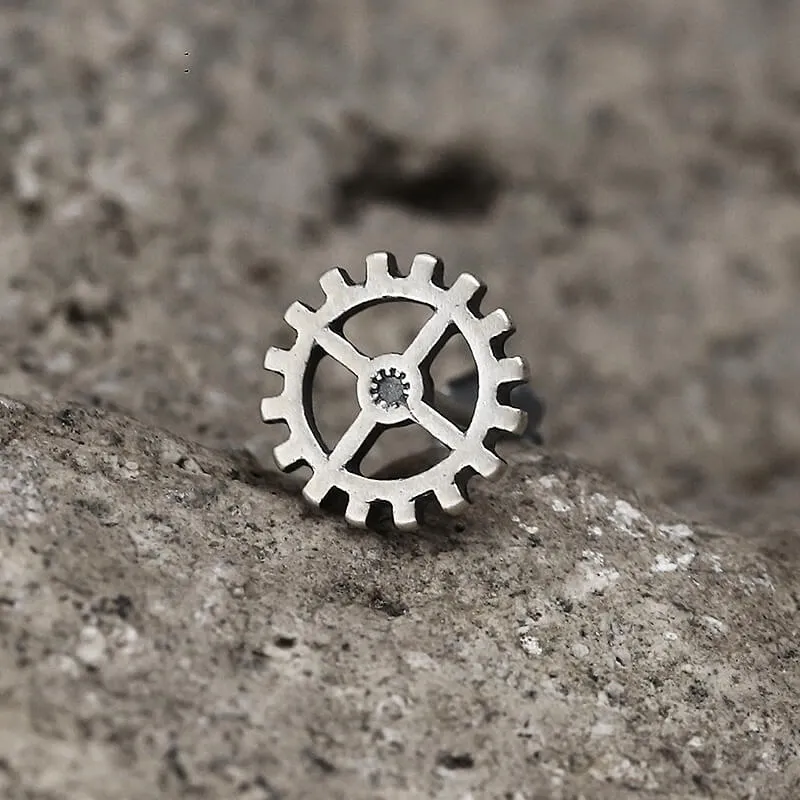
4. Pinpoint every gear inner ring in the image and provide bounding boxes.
[298,288,491,490]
